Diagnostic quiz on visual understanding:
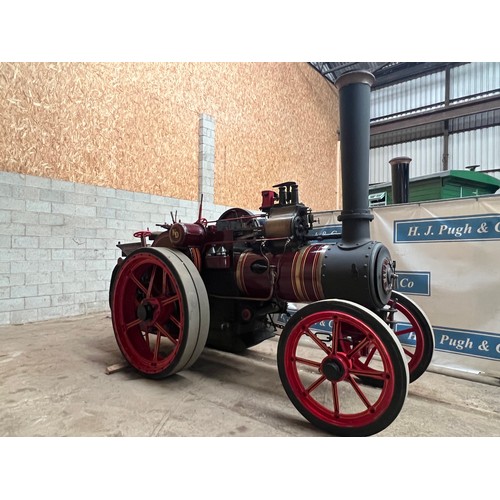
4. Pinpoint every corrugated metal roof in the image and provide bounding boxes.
[309,62,389,83]
[309,62,459,88]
